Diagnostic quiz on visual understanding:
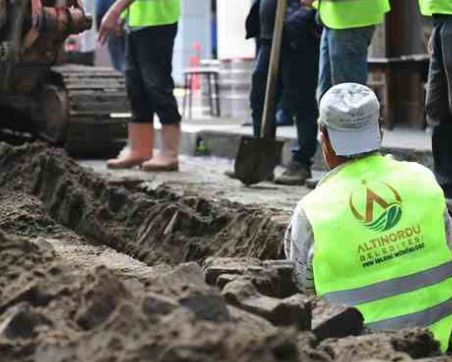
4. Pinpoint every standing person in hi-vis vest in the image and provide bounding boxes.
[300,0,390,100]
[419,0,452,200]
[285,83,452,352]
[99,0,181,172]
